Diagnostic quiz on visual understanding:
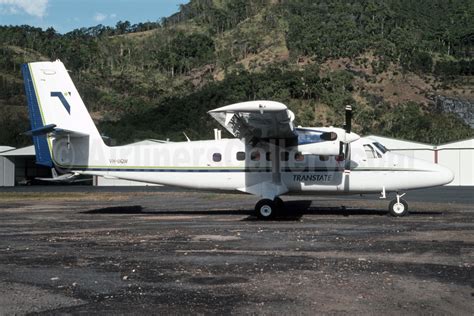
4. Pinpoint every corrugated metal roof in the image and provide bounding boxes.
[127,139,169,146]
[0,146,15,153]
[364,135,434,150]
[437,138,474,149]
[0,145,35,156]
